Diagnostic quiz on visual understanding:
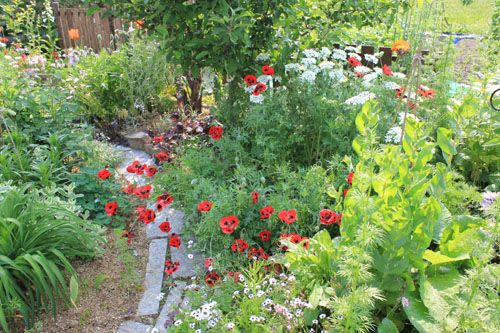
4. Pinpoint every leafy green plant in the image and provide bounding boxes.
[0,187,102,332]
